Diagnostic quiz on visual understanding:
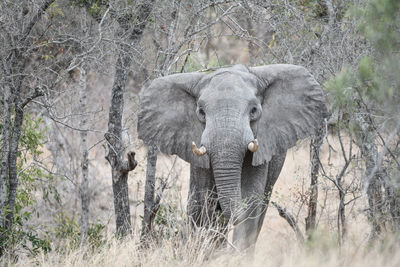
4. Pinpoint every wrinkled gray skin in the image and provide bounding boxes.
[138,64,328,250]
